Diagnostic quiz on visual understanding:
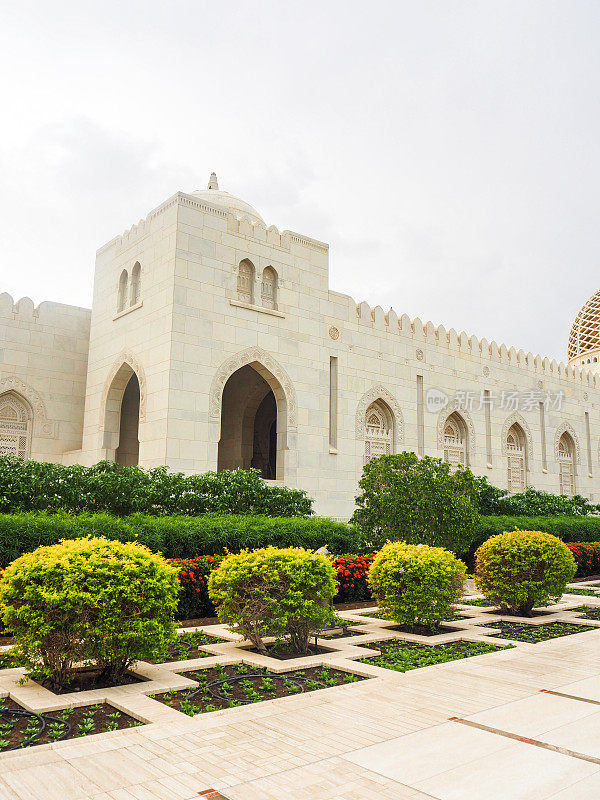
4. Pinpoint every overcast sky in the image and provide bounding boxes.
[1,0,599,362]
